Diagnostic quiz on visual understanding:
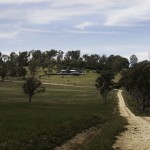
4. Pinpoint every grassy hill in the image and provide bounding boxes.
[0,72,126,150]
